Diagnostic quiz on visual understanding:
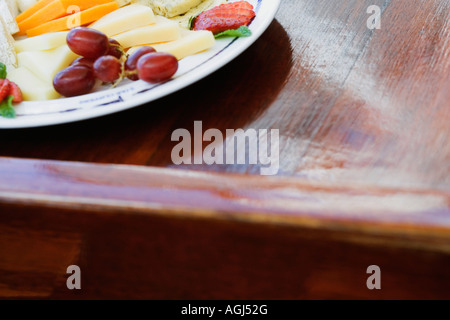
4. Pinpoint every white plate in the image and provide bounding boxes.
[0,0,280,129]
